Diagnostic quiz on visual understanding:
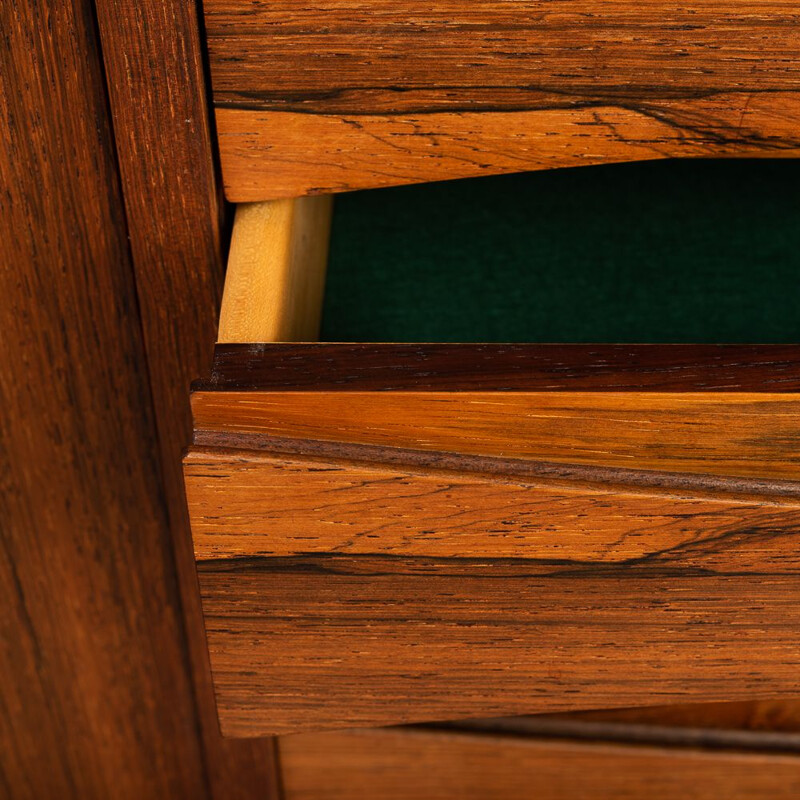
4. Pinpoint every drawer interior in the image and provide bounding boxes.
[321,159,800,343]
